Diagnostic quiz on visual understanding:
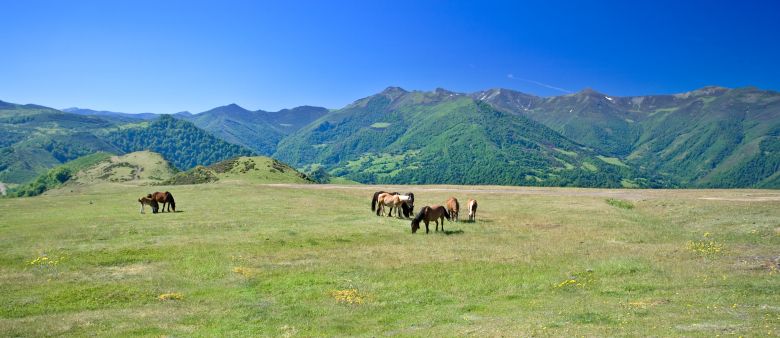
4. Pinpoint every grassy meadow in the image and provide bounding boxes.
[0,181,779,336]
